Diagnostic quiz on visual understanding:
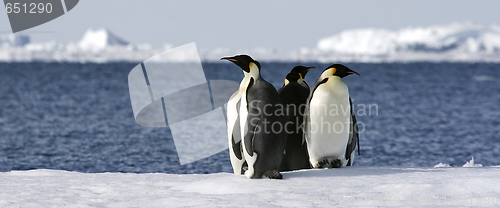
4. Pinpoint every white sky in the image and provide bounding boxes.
[1,0,500,51]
